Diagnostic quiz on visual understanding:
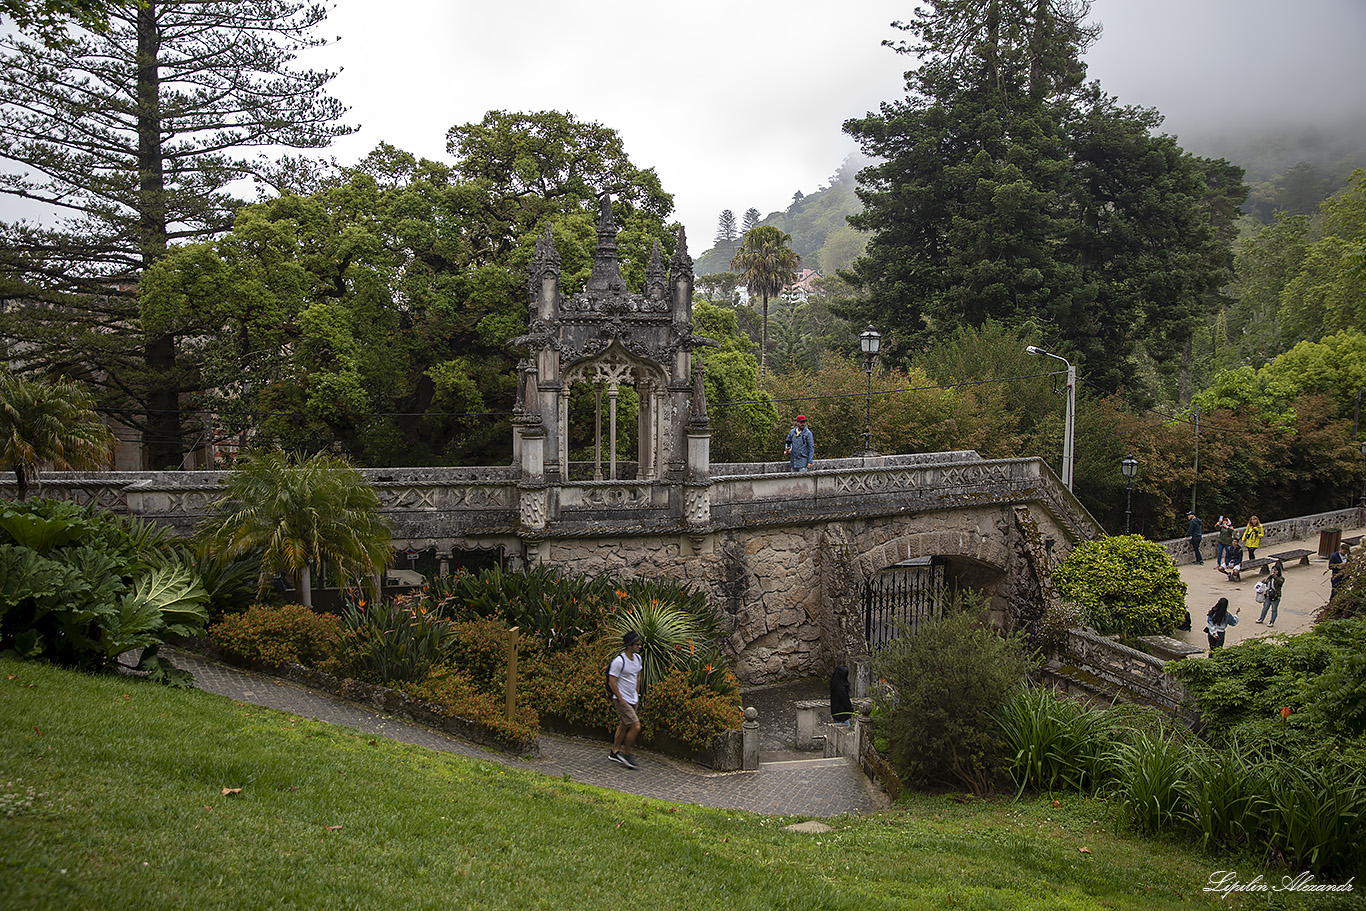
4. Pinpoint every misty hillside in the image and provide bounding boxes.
[693,157,867,278]
[694,116,1366,277]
